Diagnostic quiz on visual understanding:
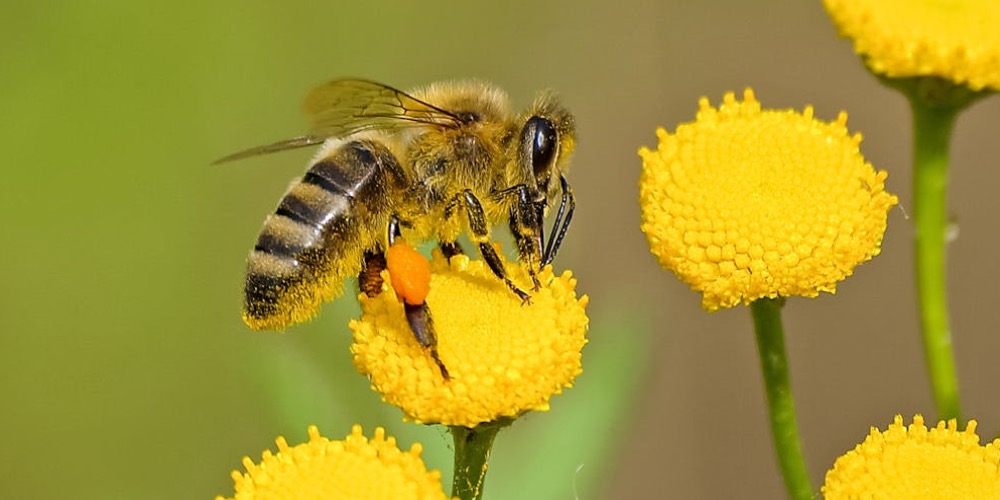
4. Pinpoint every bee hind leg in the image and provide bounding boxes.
[380,216,450,379]
[404,302,449,379]
[439,241,465,260]
[359,251,387,298]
